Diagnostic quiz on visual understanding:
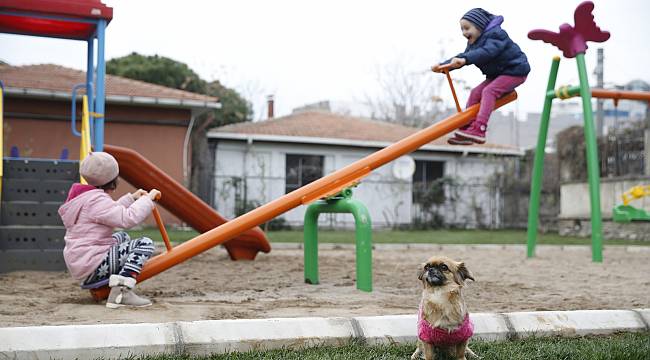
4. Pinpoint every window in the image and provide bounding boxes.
[285,154,324,193]
[412,160,444,204]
